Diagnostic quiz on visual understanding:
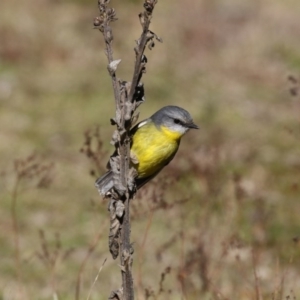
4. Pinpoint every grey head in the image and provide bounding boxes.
[150,105,199,135]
